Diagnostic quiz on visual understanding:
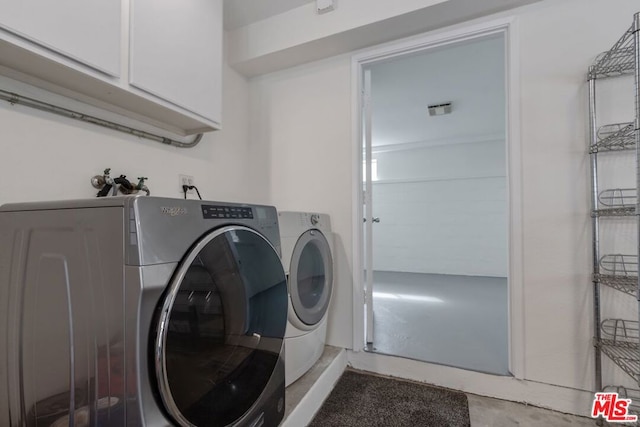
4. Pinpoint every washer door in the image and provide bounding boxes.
[289,229,333,327]
[153,226,287,427]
